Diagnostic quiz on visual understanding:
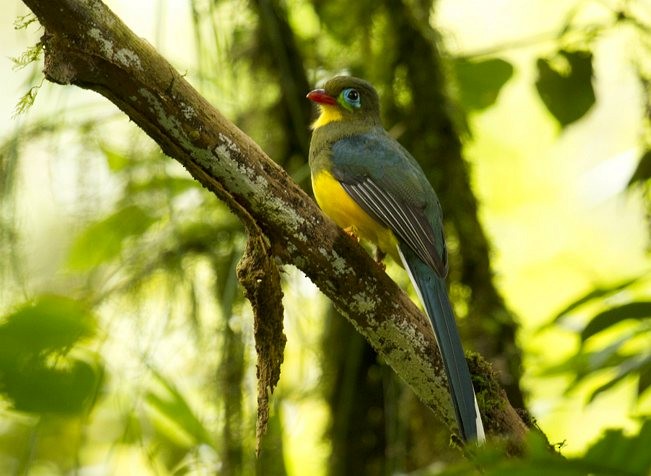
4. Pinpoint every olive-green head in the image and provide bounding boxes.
[307,76,381,128]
